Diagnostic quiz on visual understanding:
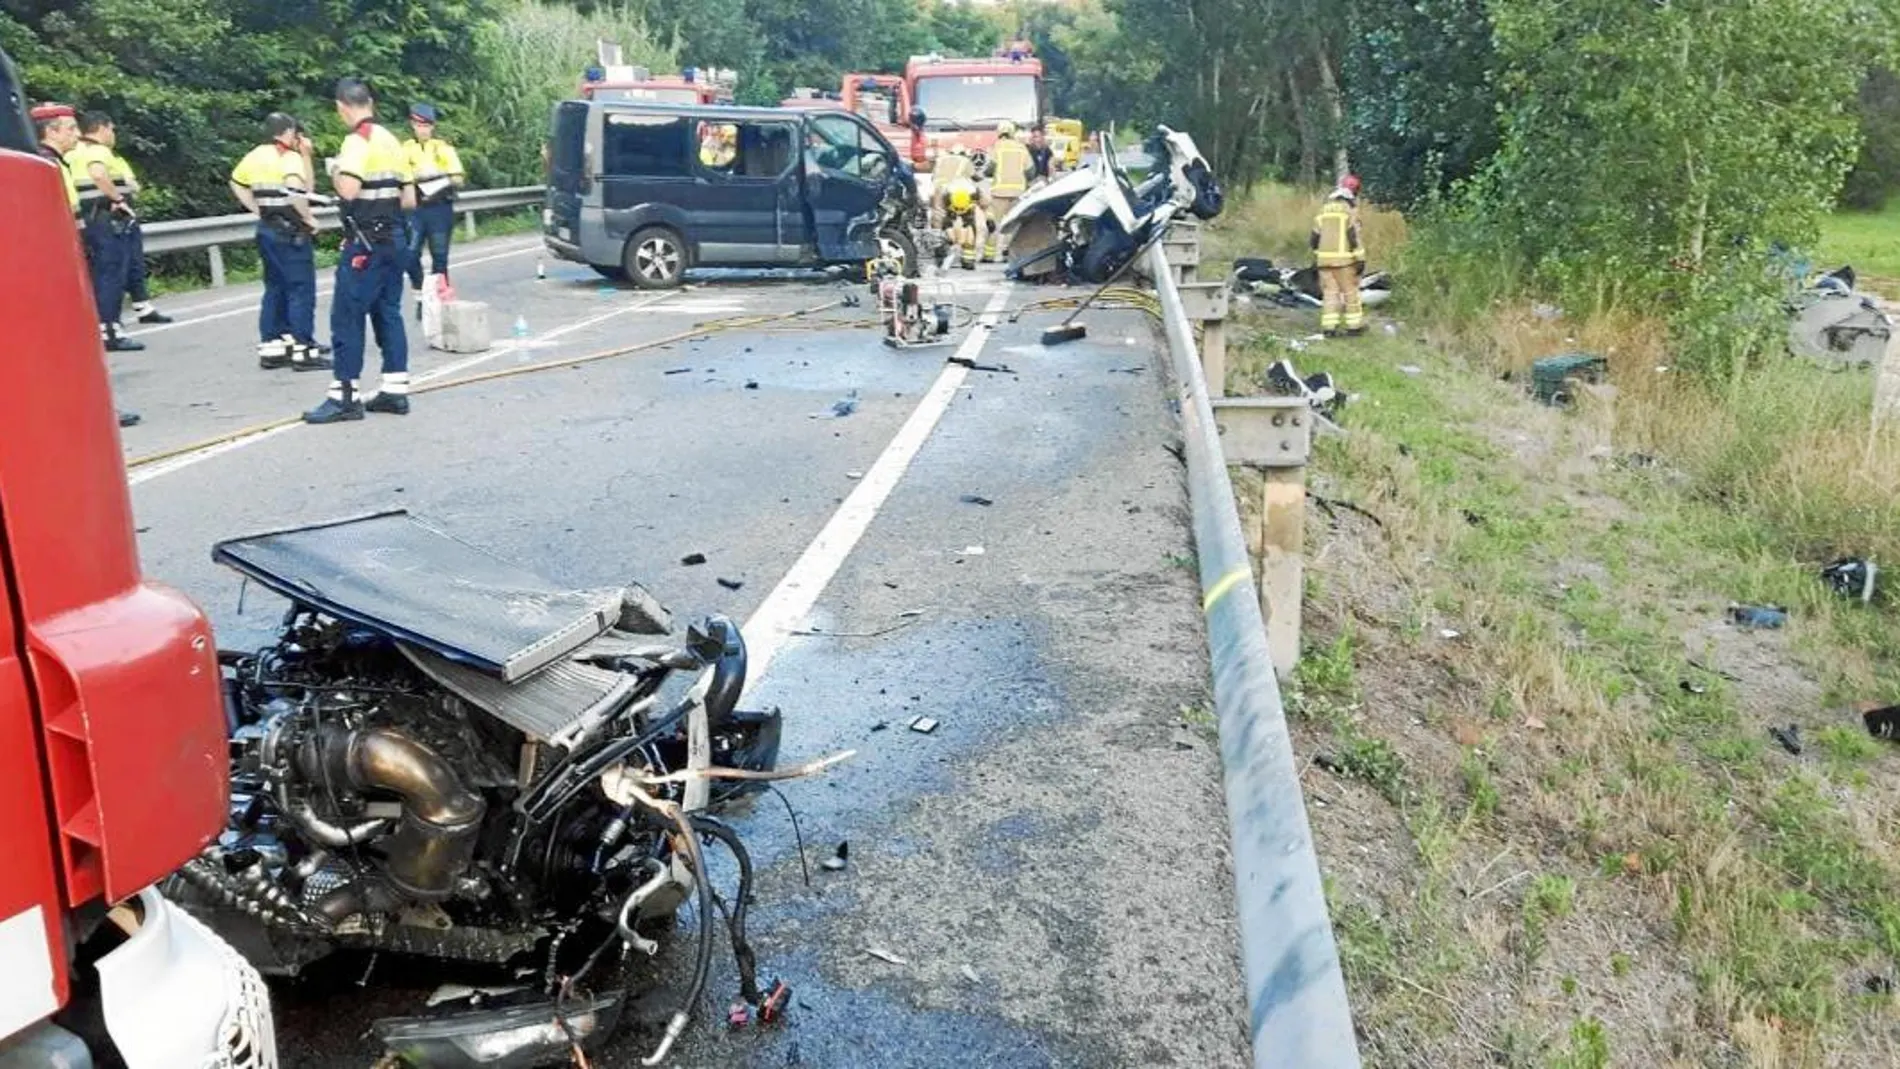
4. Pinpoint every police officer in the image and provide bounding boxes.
[305,77,415,424]
[231,113,329,372]
[66,112,145,352]
[36,104,140,428]
[401,102,465,308]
